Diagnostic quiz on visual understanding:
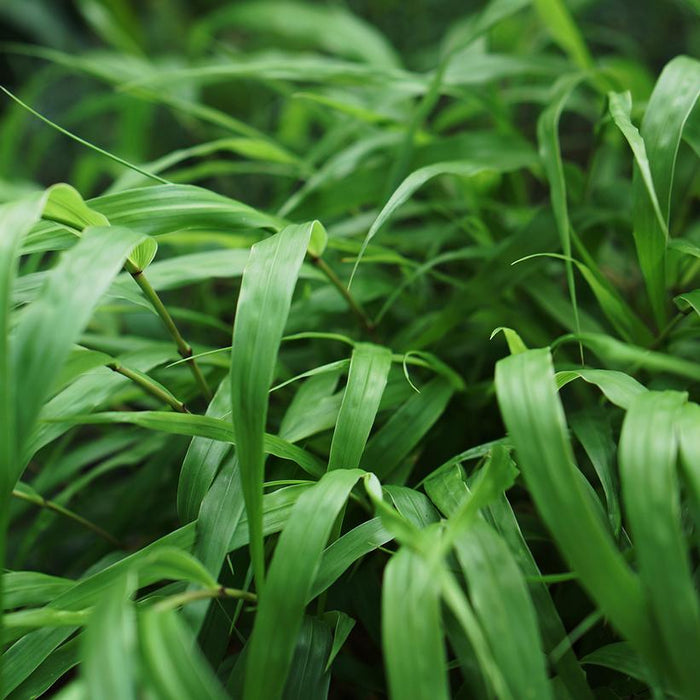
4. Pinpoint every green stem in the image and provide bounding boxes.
[311,256,375,336]
[107,362,189,413]
[126,261,212,401]
[0,86,169,185]
[153,586,257,612]
[11,488,121,548]
[649,311,687,351]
